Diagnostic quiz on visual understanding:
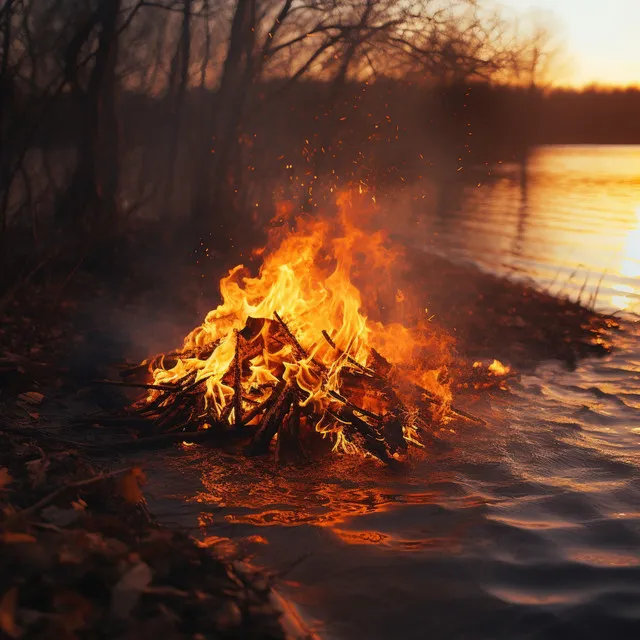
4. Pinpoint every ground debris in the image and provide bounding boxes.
[0,431,286,639]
